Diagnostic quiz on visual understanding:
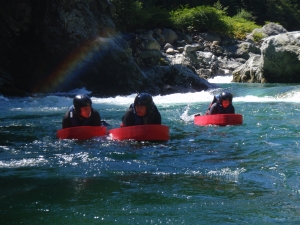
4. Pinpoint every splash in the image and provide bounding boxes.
[206,167,246,182]
[180,105,196,122]
[278,90,300,102]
